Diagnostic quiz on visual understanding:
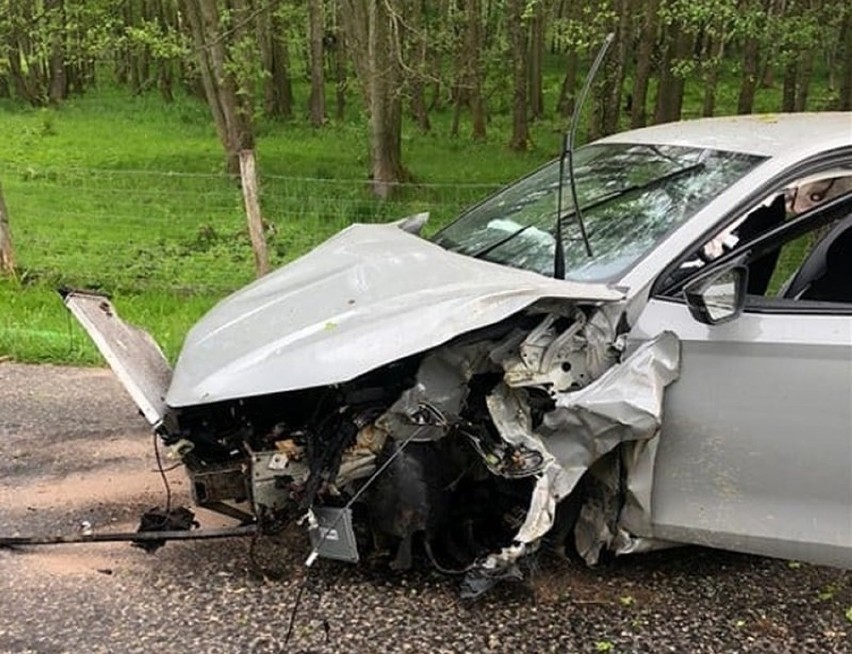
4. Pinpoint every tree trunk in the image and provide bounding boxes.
[0,181,16,277]
[339,0,371,107]
[528,1,544,121]
[182,0,233,170]
[451,84,464,138]
[256,0,276,116]
[507,0,529,151]
[46,0,68,104]
[702,29,726,117]
[182,0,254,174]
[782,59,797,112]
[669,26,693,121]
[449,0,486,139]
[271,5,294,119]
[841,9,852,110]
[737,34,760,115]
[467,0,486,139]
[227,0,256,149]
[308,0,327,126]
[556,49,578,118]
[368,0,407,198]
[334,26,347,120]
[603,0,631,135]
[407,0,430,132]
[239,150,269,278]
[654,18,692,124]
[341,0,408,198]
[7,2,44,106]
[450,2,467,139]
[794,48,814,112]
[631,0,659,128]
[156,0,176,103]
[653,20,678,124]
[256,0,293,118]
